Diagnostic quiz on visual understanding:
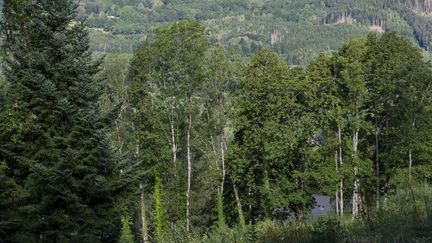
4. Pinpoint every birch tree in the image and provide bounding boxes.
[128,20,209,233]
[199,47,240,226]
[306,55,345,216]
[333,39,372,217]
